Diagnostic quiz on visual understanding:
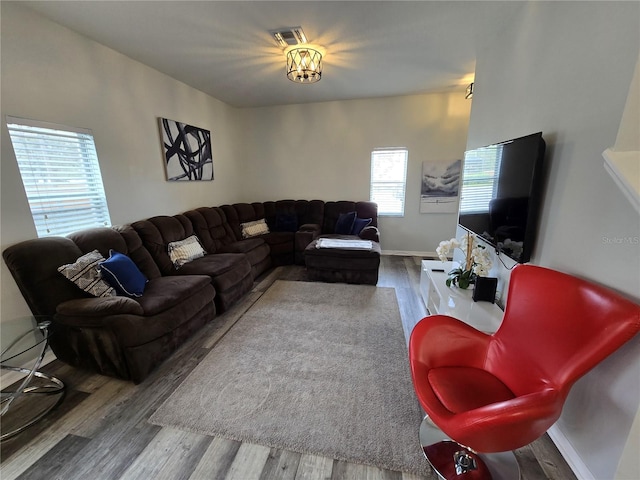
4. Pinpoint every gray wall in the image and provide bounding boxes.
[466,2,640,478]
